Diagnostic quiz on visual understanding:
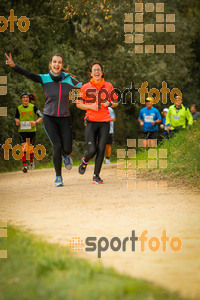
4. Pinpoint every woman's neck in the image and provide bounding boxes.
[50,69,61,77]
